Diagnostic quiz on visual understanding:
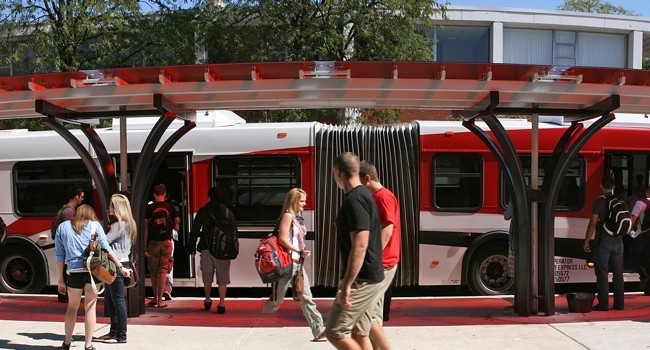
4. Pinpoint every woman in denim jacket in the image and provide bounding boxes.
[55,204,130,350]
